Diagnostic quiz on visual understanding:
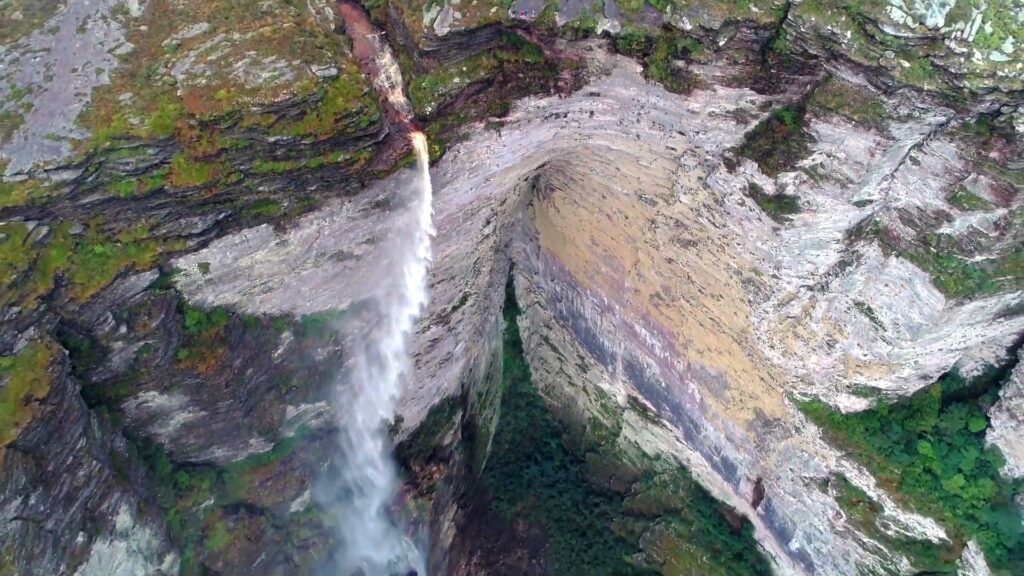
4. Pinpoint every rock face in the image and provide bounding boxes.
[987,351,1024,478]
[1,0,1023,574]
[177,47,1020,573]
[1,350,177,574]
